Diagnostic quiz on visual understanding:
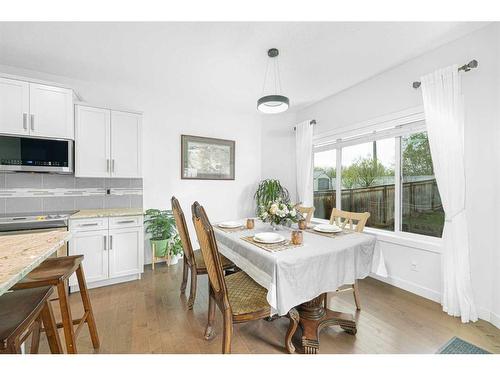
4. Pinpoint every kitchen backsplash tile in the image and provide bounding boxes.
[104,195,130,209]
[74,196,105,210]
[130,195,143,209]
[5,173,43,188]
[42,174,76,189]
[75,177,106,189]
[42,197,76,212]
[0,174,142,214]
[6,197,43,214]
